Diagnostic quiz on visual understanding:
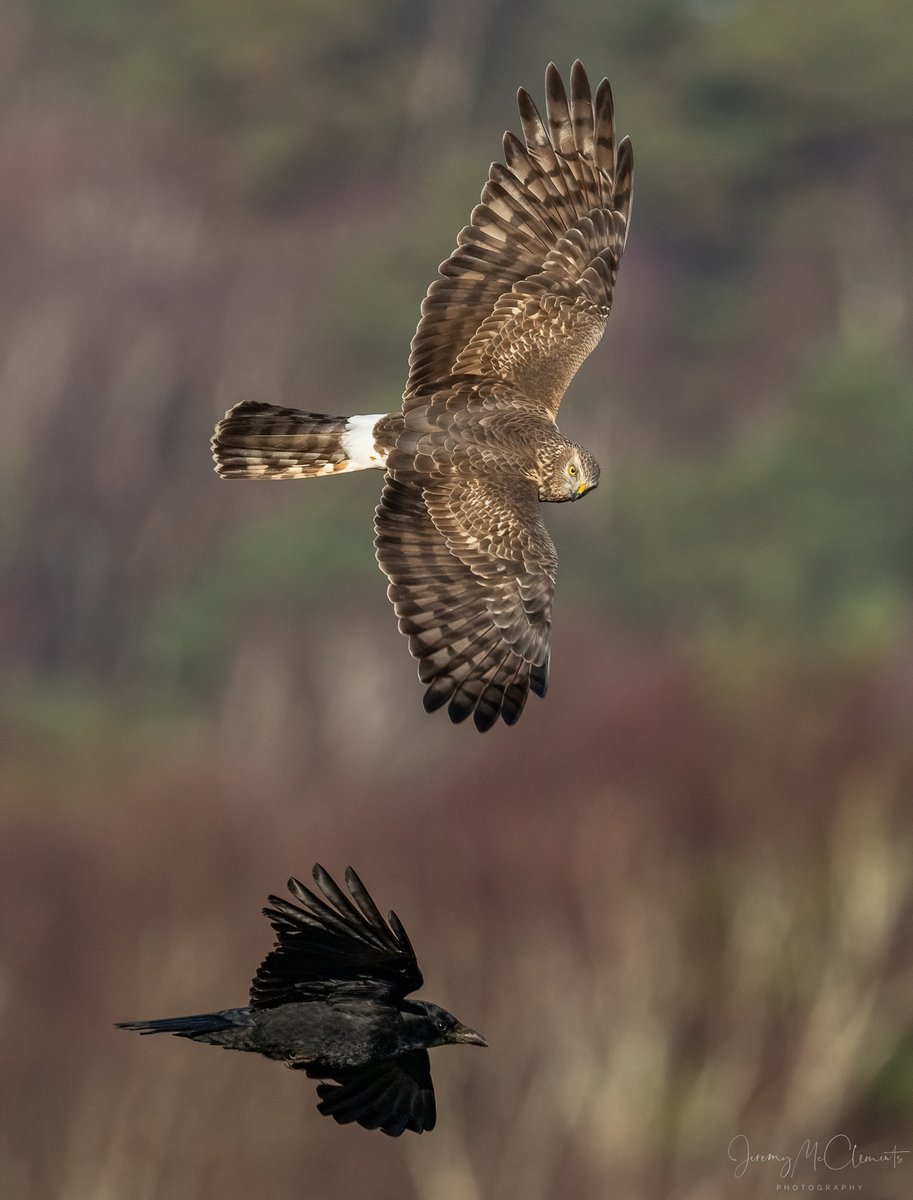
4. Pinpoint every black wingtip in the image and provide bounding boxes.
[472,705,498,733]
[545,62,564,100]
[422,685,450,714]
[516,85,536,117]
[570,59,588,87]
[530,656,549,698]
[446,696,475,726]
